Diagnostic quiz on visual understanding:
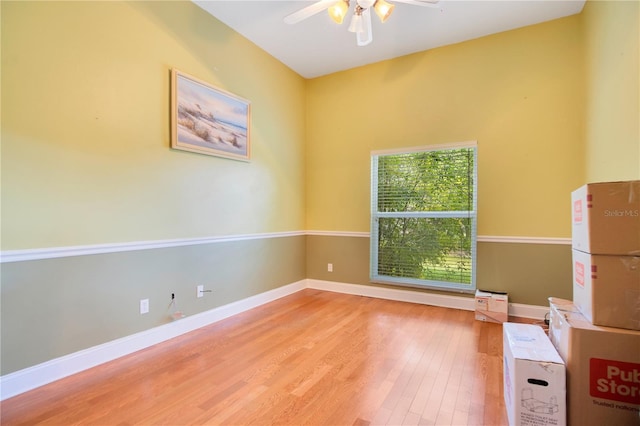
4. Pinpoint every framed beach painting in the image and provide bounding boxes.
[171,69,251,161]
